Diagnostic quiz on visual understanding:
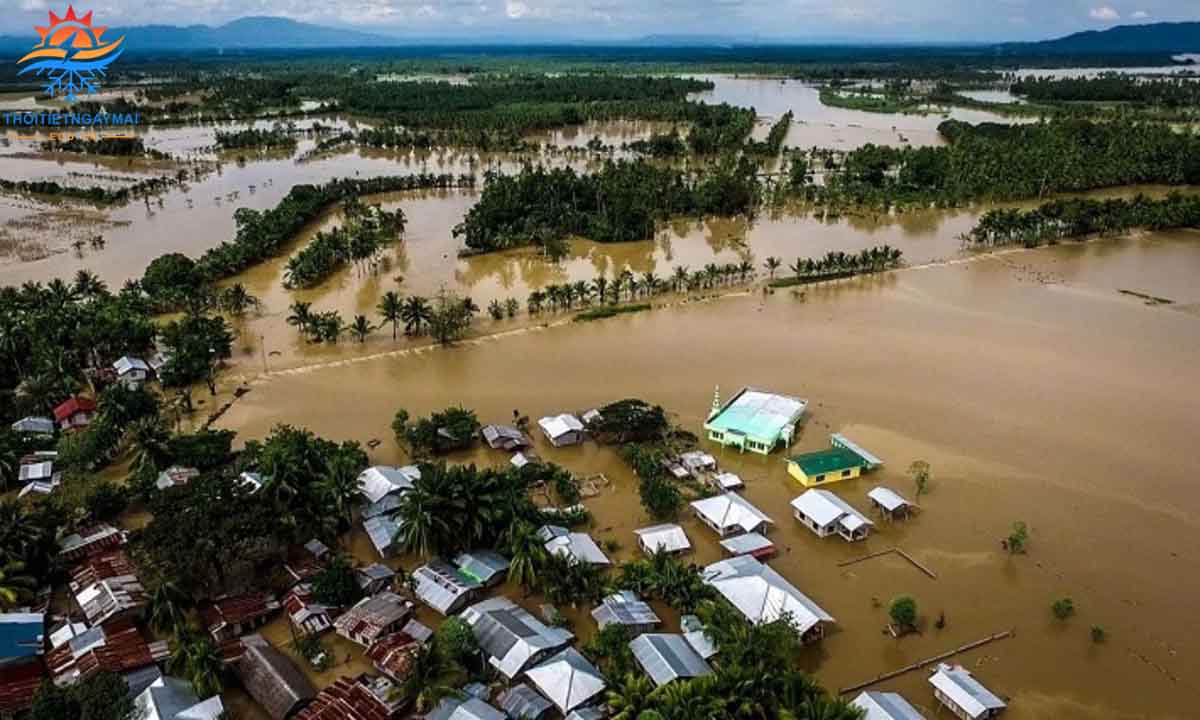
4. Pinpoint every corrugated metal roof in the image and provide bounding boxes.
[702,556,834,636]
[0,613,44,663]
[690,493,773,534]
[634,524,691,555]
[461,598,573,680]
[867,487,911,512]
[791,490,873,532]
[497,683,553,720]
[453,551,511,585]
[413,560,481,615]
[929,664,1005,719]
[524,647,606,714]
[851,691,927,720]
[832,434,884,468]
[590,592,660,631]
[363,515,401,558]
[538,414,584,440]
[629,634,713,687]
[357,466,419,504]
[680,615,718,660]
[424,696,506,720]
[565,708,608,720]
[334,593,412,645]
[237,635,316,720]
[11,416,54,434]
[133,676,225,720]
[543,530,611,566]
[719,532,774,557]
